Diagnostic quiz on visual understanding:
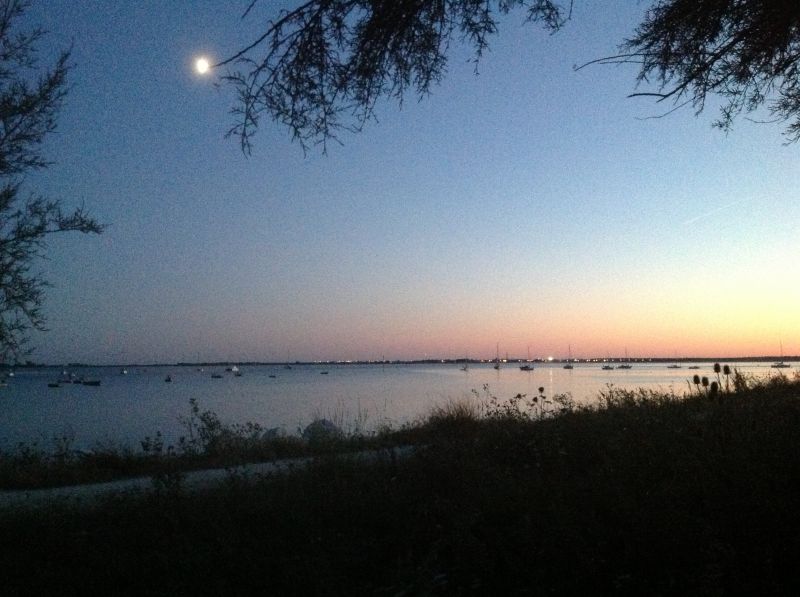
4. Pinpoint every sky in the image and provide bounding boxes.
[20,0,800,365]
